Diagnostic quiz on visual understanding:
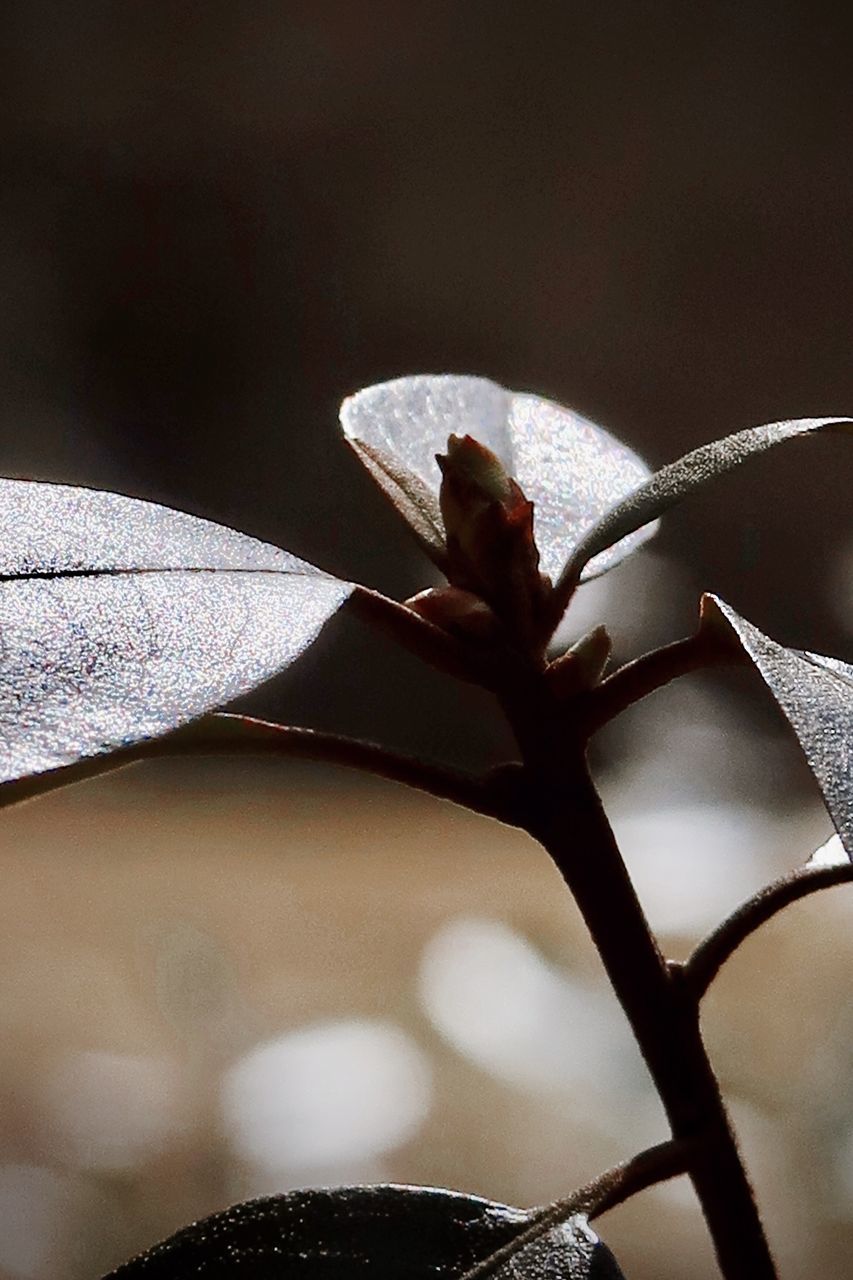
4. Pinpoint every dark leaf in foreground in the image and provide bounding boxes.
[0,480,351,786]
[102,1185,626,1279]
[567,415,853,583]
[705,595,853,859]
[341,375,655,581]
